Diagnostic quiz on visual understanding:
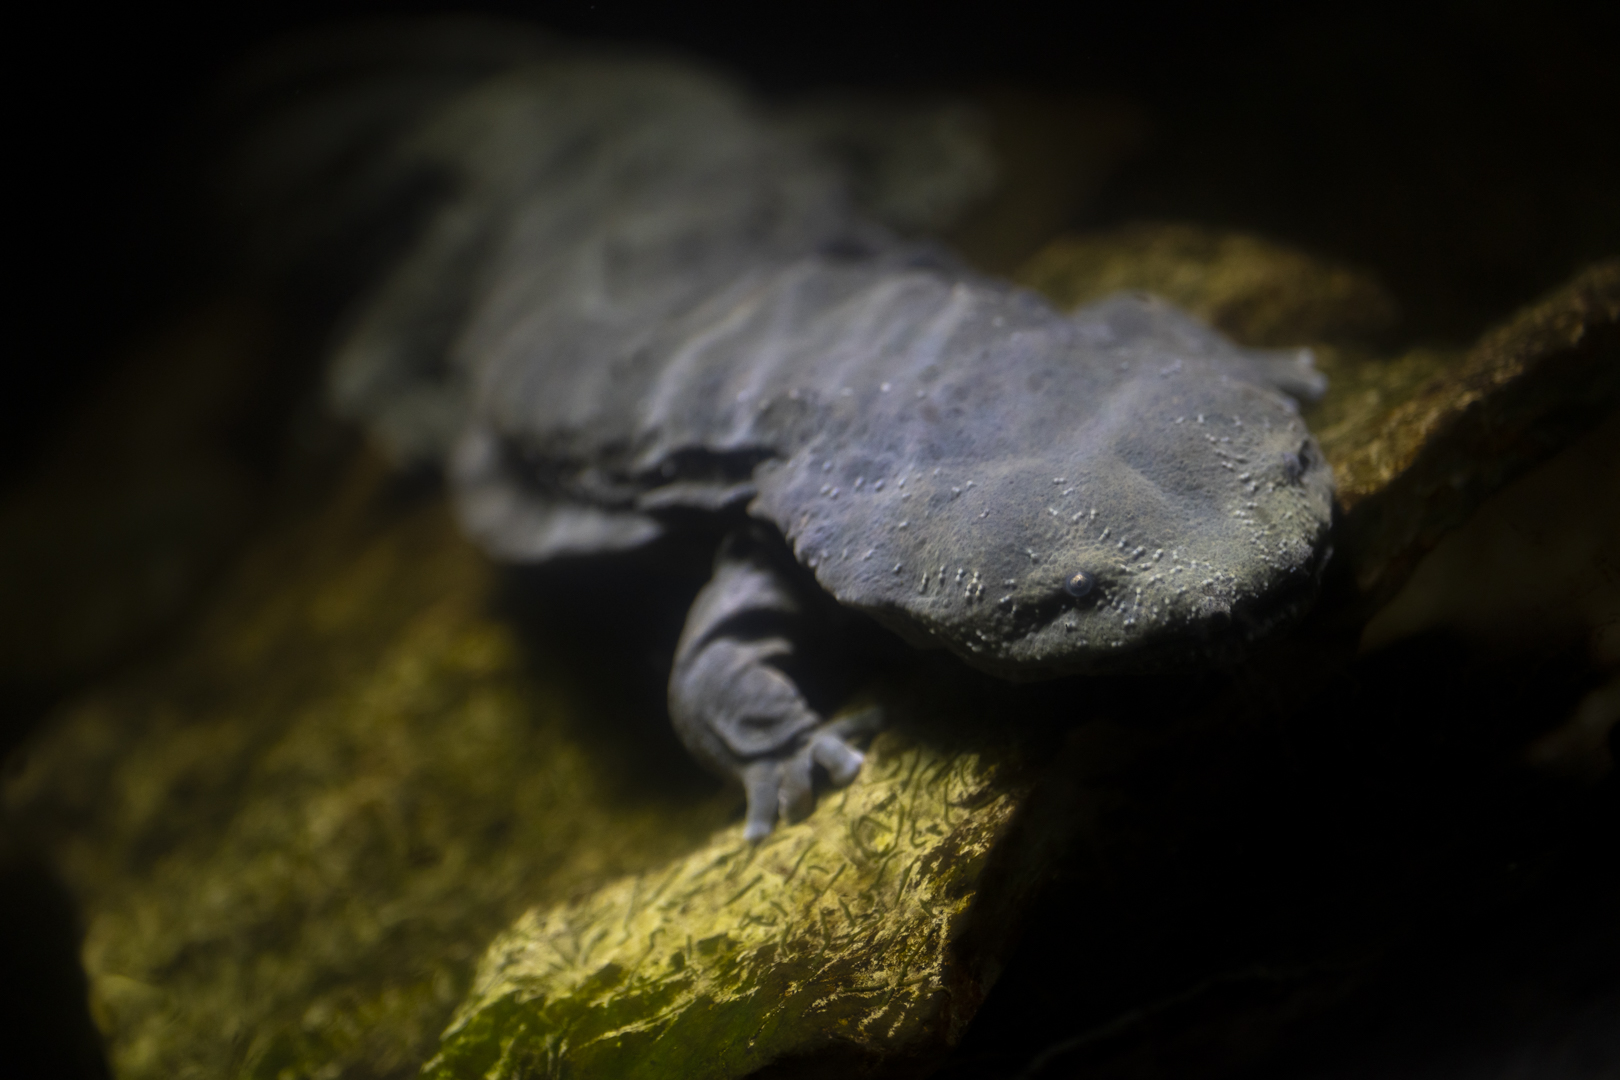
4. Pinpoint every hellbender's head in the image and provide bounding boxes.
[756,292,1335,679]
